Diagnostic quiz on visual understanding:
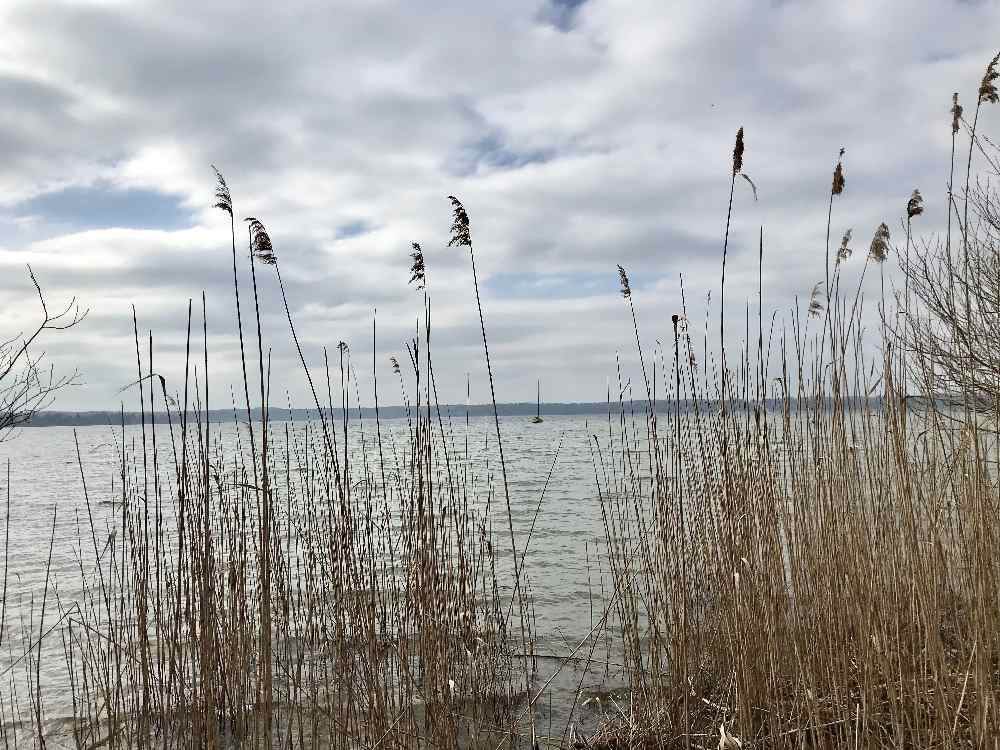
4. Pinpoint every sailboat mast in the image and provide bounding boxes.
[536,380,540,418]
